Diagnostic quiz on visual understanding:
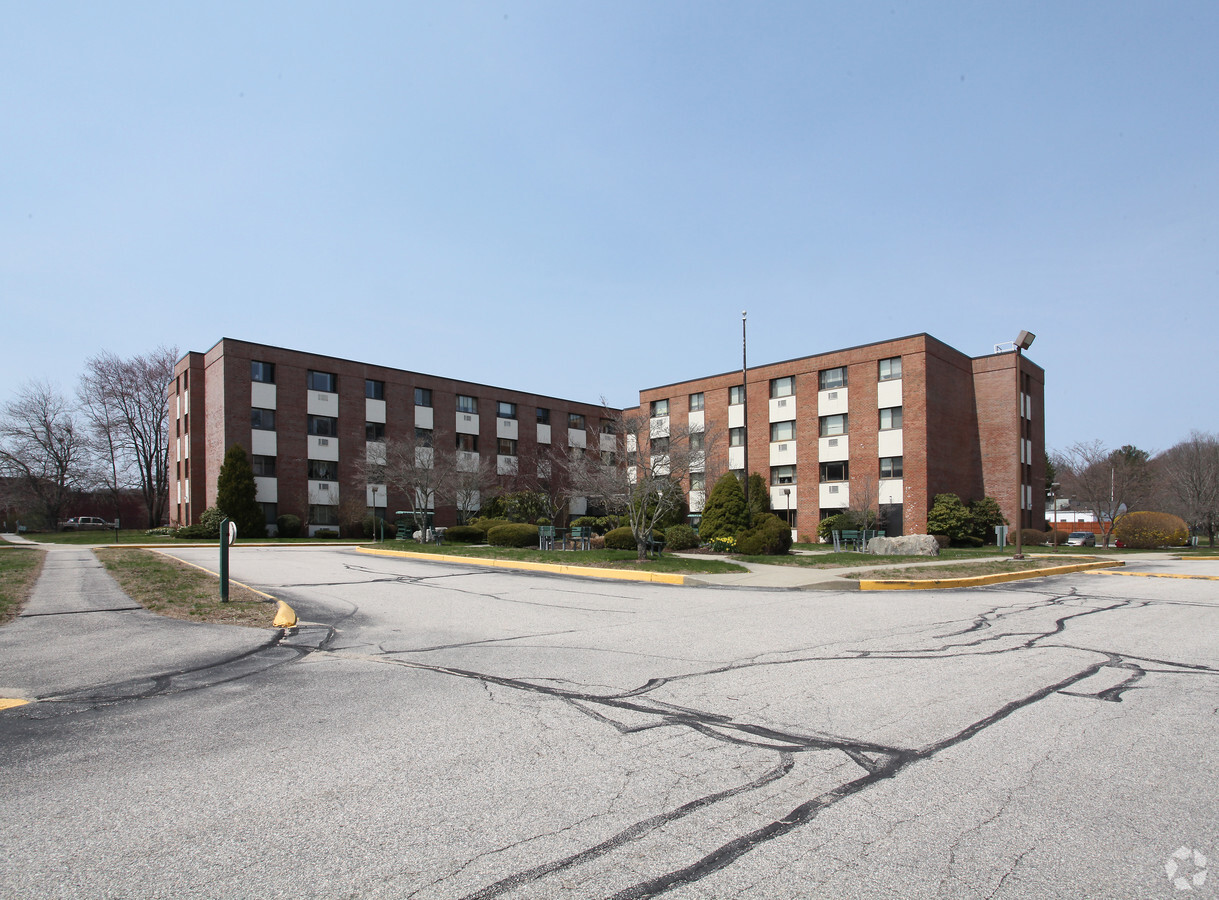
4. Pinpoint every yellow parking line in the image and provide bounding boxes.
[0,698,30,711]
[1097,570,1219,581]
[356,546,687,585]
